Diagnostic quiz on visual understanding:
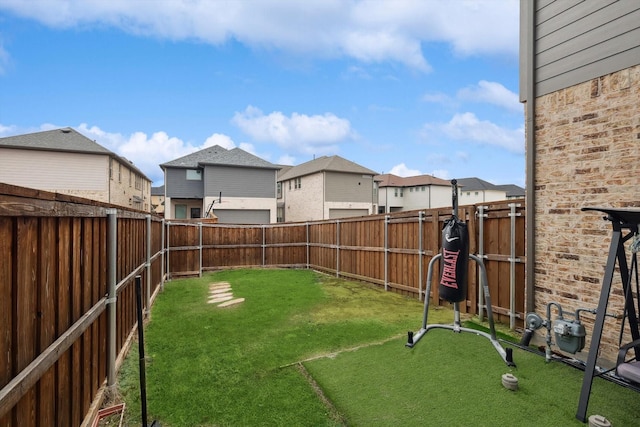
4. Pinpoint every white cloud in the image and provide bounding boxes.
[389,163,422,177]
[457,80,521,112]
[423,112,524,154]
[277,154,296,166]
[0,0,519,71]
[232,105,353,155]
[204,133,235,149]
[431,169,450,180]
